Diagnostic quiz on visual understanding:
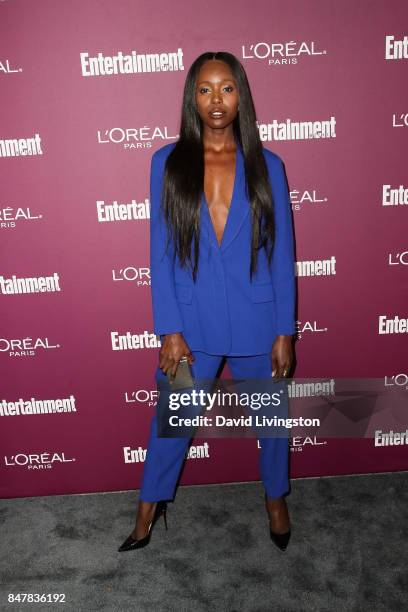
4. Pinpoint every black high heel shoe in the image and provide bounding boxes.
[118,500,168,552]
[269,526,291,551]
[265,493,291,551]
